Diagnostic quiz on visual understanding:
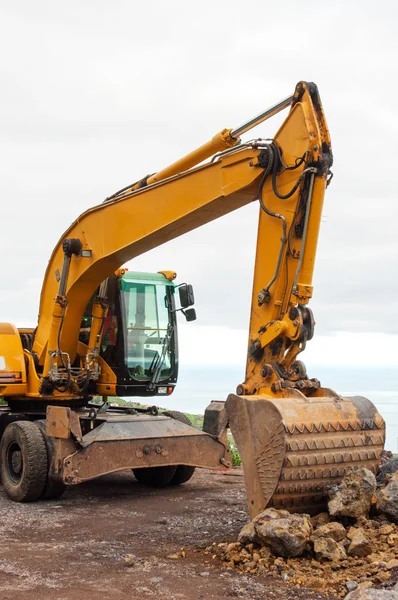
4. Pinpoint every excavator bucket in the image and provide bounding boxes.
[225,392,385,519]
